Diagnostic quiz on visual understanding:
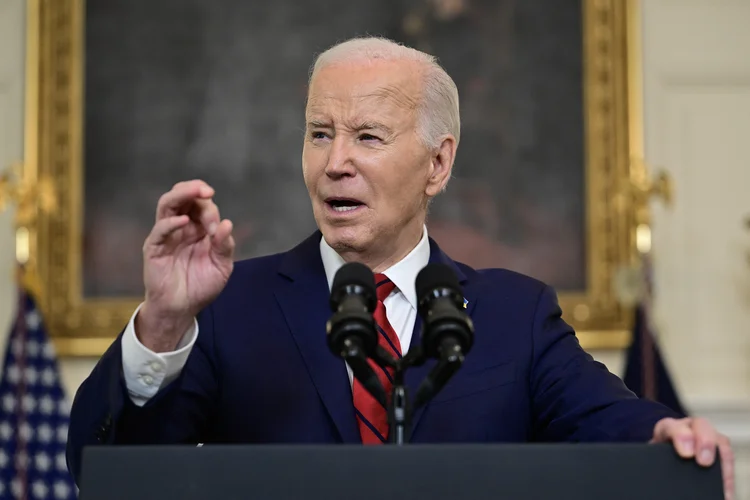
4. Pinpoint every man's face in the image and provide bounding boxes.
[303,59,446,260]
